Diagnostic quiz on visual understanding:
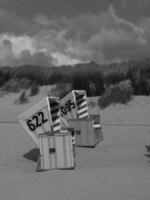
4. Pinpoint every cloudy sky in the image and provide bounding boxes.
[0,0,150,66]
